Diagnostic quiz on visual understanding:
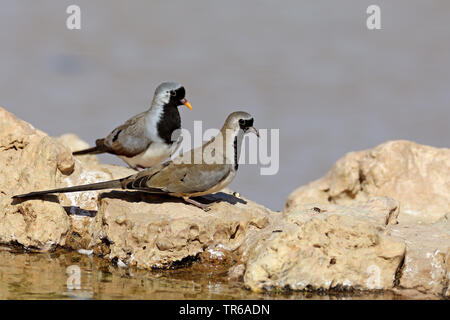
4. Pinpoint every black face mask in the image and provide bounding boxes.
[239,118,254,130]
